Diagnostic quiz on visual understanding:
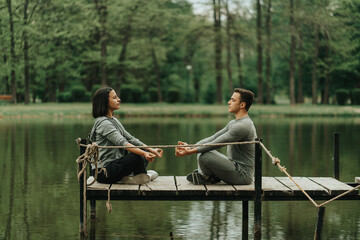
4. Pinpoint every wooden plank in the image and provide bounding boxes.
[139,176,177,196]
[110,184,139,191]
[175,176,207,197]
[262,177,292,196]
[232,182,255,197]
[108,182,140,197]
[205,182,238,197]
[309,177,358,196]
[356,177,360,184]
[275,177,329,196]
[87,181,111,190]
